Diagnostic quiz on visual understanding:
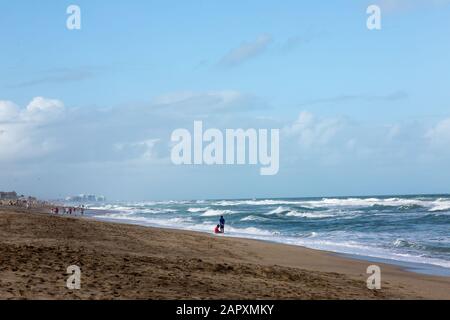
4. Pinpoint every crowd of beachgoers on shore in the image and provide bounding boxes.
[0,198,50,209]
[50,205,86,216]
[0,192,86,216]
